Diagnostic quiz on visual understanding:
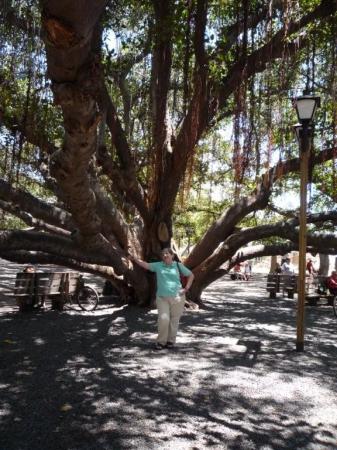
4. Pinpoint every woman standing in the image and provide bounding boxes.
[129,248,194,349]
